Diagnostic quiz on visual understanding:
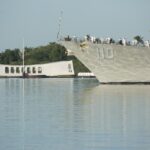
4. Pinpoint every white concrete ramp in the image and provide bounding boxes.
[61,41,150,83]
